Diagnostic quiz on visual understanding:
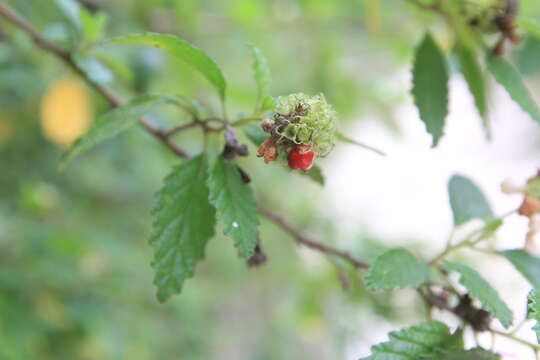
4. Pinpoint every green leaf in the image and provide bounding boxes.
[336,131,386,156]
[248,44,271,112]
[56,0,82,31]
[80,10,107,46]
[516,37,540,76]
[445,262,513,328]
[149,154,216,302]
[261,95,276,112]
[104,33,226,100]
[518,18,540,40]
[208,156,259,258]
[243,124,267,146]
[456,43,487,129]
[303,165,324,186]
[429,349,500,360]
[487,56,540,124]
[528,289,540,343]
[73,53,113,85]
[448,175,493,226]
[365,248,429,290]
[412,33,449,147]
[61,95,179,167]
[359,321,458,360]
[500,250,540,289]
